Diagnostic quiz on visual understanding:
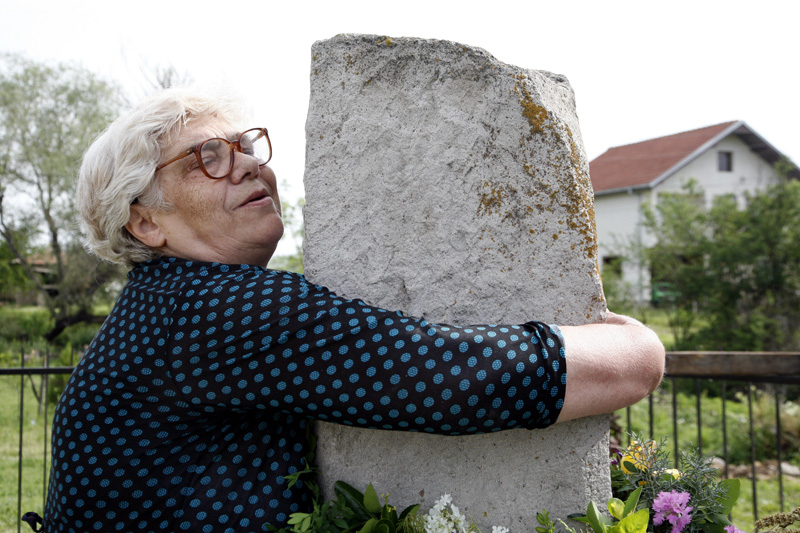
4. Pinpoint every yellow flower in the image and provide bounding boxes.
[620,441,656,475]
[664,468,682,480]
